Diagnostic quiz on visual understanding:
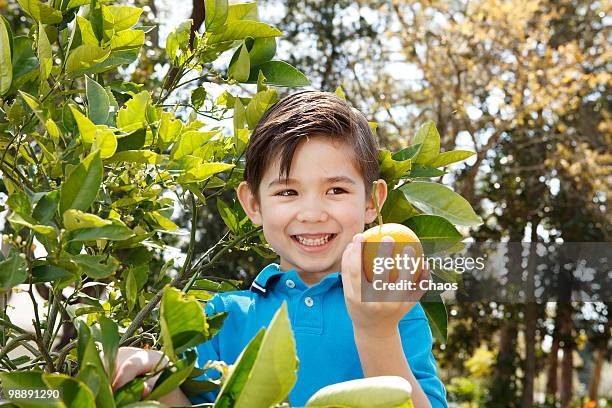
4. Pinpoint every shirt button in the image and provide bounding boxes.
[304,297,314,307]
[286,279,295,288]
